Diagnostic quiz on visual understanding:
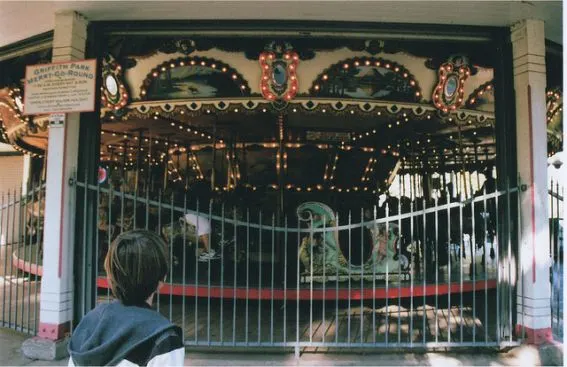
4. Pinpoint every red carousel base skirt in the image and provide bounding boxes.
[14,248,497,301]
[98,277,497,300]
